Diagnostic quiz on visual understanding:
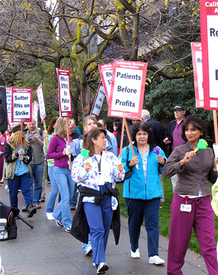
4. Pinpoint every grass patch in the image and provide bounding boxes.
[117,177,218,255]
